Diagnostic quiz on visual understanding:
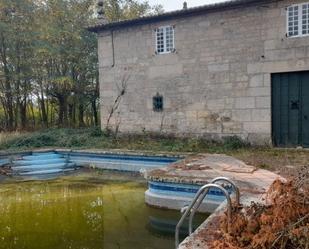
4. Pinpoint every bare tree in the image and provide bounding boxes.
[105,74,130,134]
